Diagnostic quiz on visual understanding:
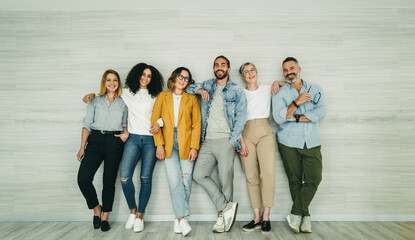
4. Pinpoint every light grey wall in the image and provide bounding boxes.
[0,7,415,221]
[1,0,415,9]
